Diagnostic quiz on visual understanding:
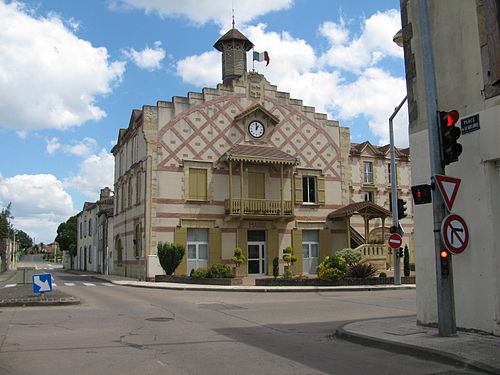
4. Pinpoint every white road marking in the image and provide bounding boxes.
[102,283,115,286]
[64,283,75,286]
[4,284,17,288]
[83,283,96,287]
